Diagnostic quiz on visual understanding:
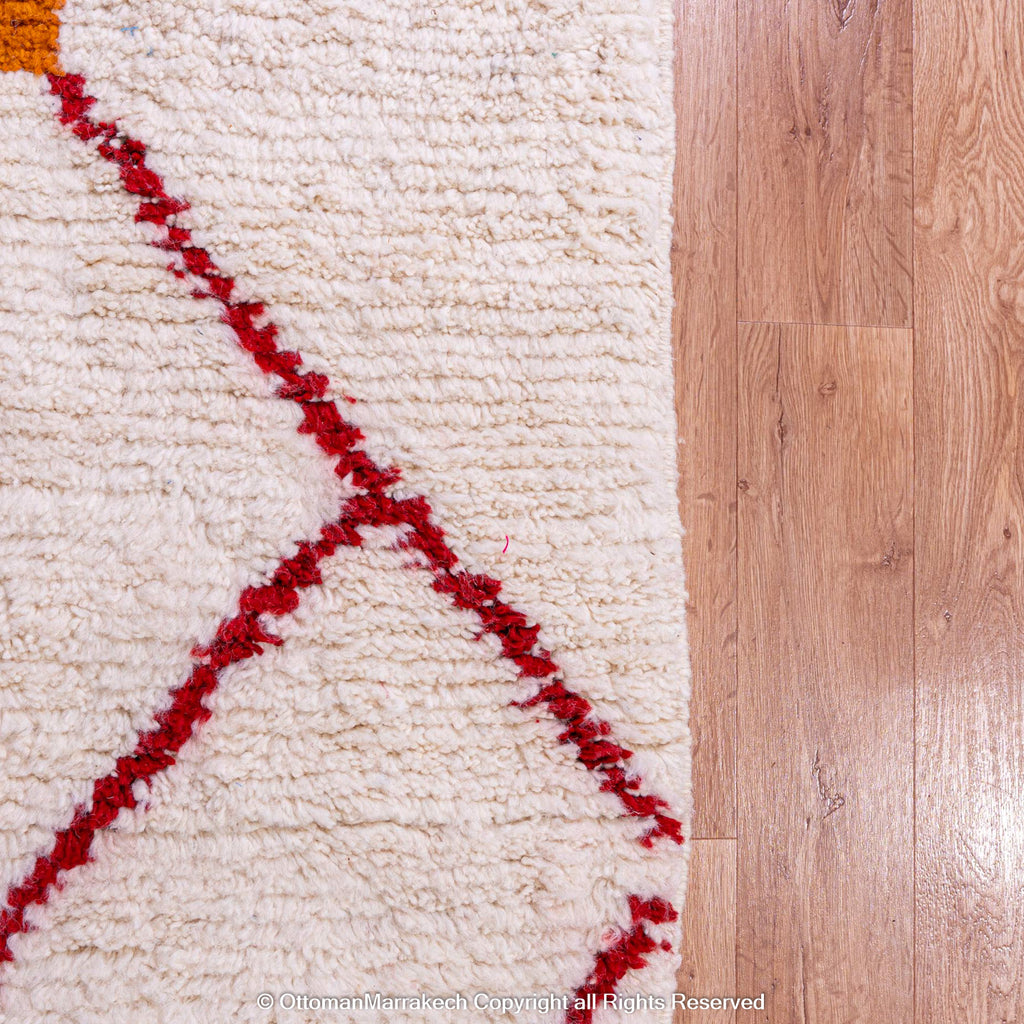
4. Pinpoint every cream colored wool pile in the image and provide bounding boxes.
[0,0,690,1021]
